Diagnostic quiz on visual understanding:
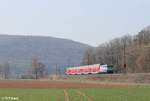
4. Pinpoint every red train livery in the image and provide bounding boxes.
[65,64,110,75]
